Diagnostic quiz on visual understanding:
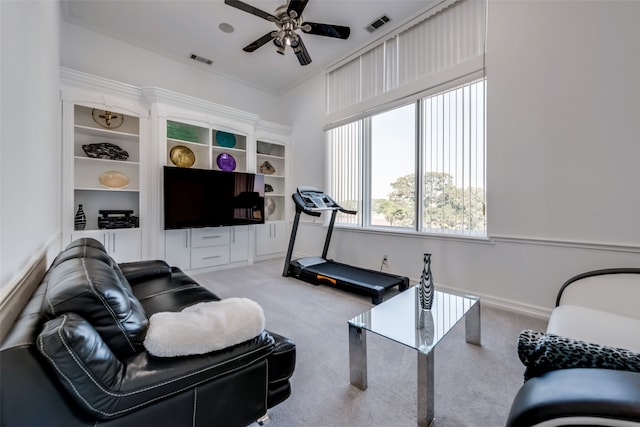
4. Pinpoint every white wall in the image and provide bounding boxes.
[0,1,62,290]
[280,0,640,316]
[60,21,284,124]
[487,0,640,246]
